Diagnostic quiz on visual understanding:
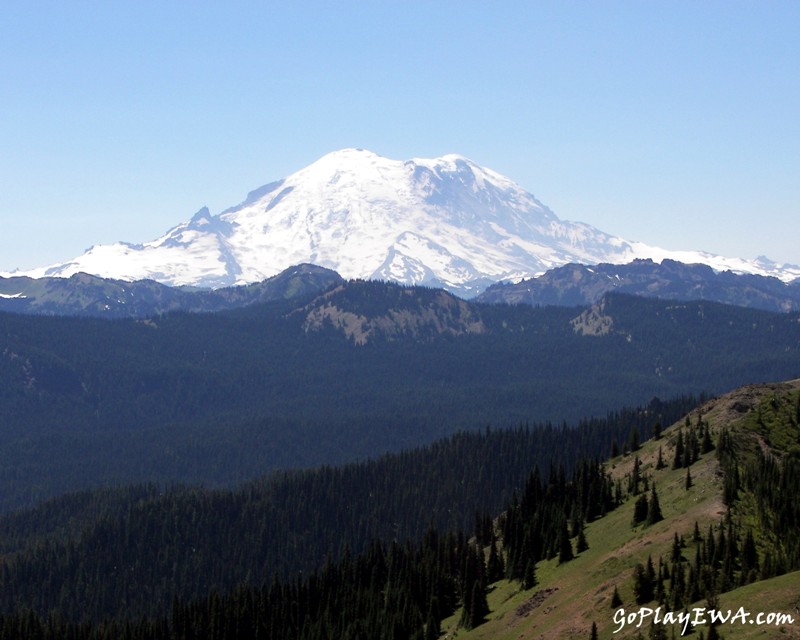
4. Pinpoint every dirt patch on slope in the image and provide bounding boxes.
[513,587,559,619]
